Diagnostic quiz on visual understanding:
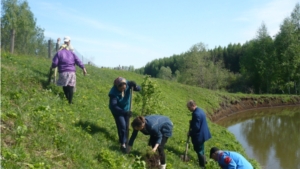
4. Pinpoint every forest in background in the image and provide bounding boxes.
[1,0,300,95]
[1,0,48,57]
[136,3,300,95]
